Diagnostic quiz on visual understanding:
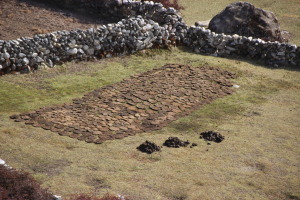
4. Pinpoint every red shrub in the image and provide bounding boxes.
[0,165,54,200]
[142,0,184,11]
